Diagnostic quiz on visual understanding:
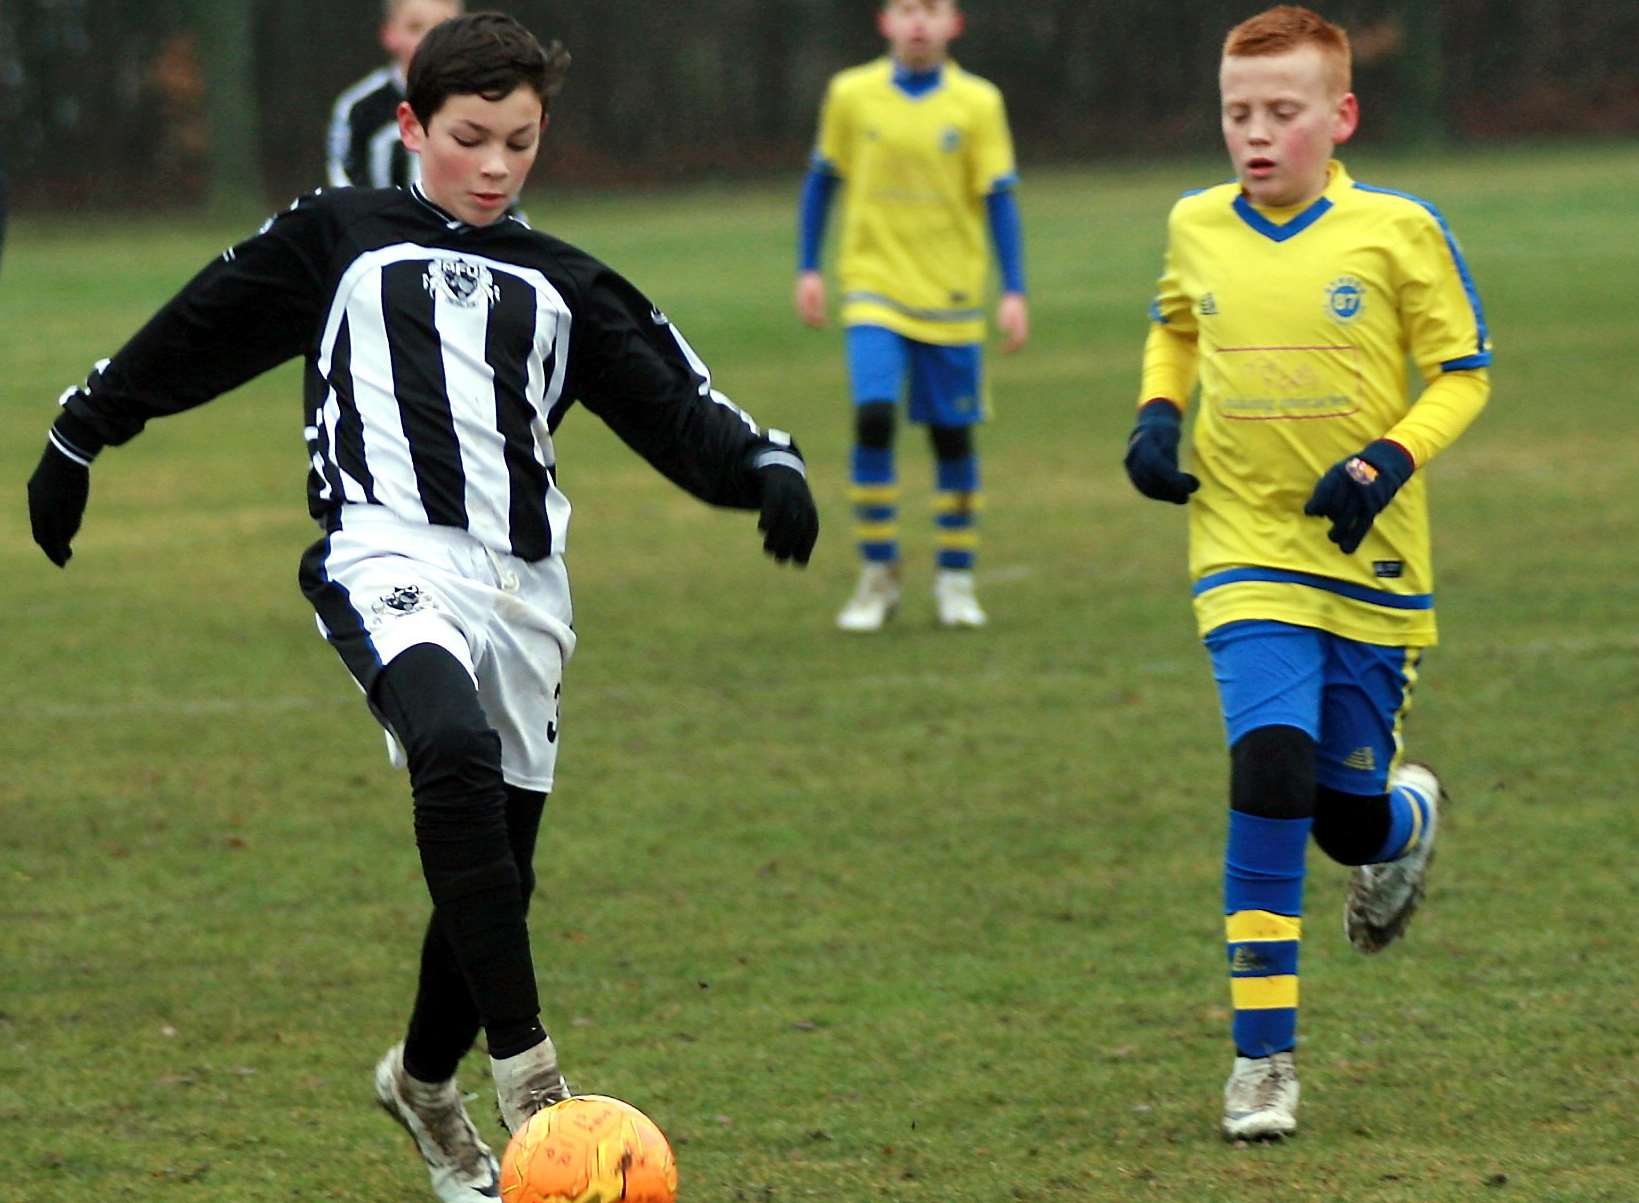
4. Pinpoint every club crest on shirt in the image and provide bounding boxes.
[424,257,499,310]
[1326,275,1366,323]
[940,125,962,153]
